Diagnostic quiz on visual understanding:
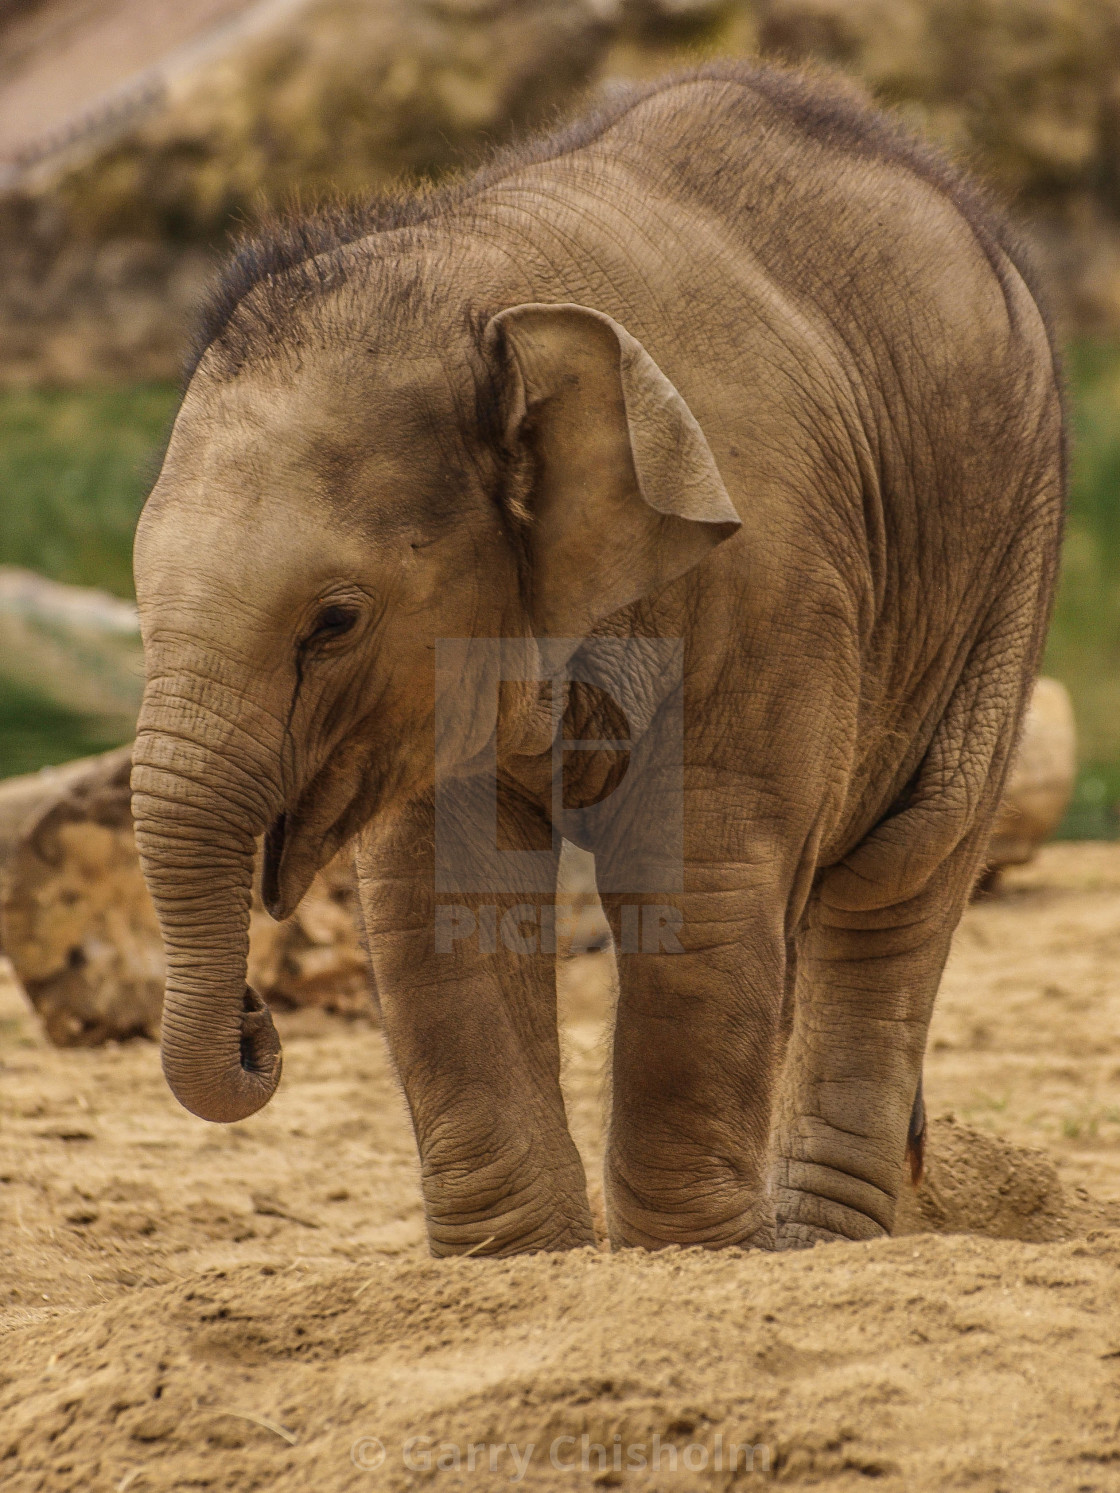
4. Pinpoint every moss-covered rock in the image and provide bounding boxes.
[53,0,611,242]
[6,0,1120,381]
